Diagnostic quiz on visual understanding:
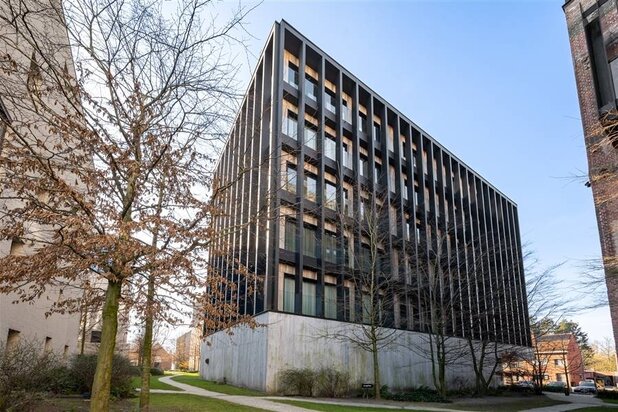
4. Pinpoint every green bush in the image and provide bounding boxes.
[69,354,135,398]
[150,367,164,376]
[314,367,350,397]
[597,389,618,399]
[542,385,566,393]
[382,385,450,403]
[278,368,316,396]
